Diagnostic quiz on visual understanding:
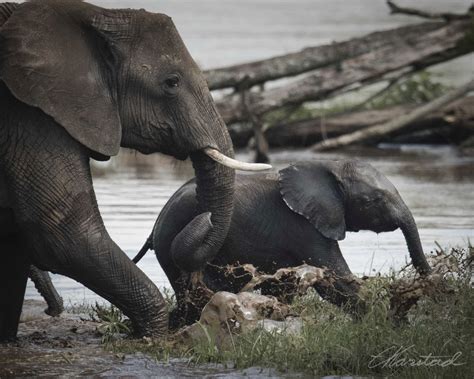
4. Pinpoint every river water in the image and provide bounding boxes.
[25,147,474,303]
[24,0,474,303]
